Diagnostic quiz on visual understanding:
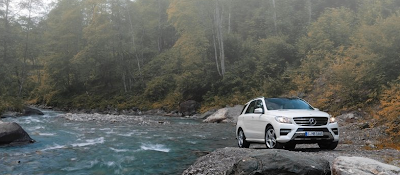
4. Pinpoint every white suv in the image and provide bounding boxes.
[236,97,339,150]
